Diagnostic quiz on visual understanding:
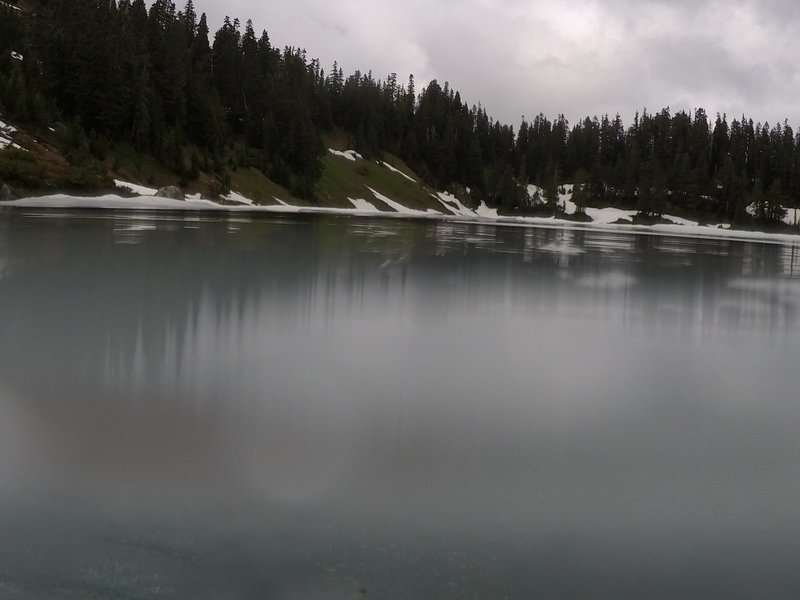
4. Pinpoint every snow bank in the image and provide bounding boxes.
[435,192,476,217]
[328,149,363,162]
[114,182,254,207]
[380,161,416,182]
[5,184,800,246]
[582,207,695,228]
[114,179,157,196]
[475,202,499,218]
[349,198,382,212]
[559,184,577,214]
[526,183,578,215]
[663,215,699,227]
[366,186,439,215]
[223,191,253,206]
[3,194,222,211]
[0,117,19,150]
[0,136,22,150]
[584,206,637,224]
[527,183,701,227]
